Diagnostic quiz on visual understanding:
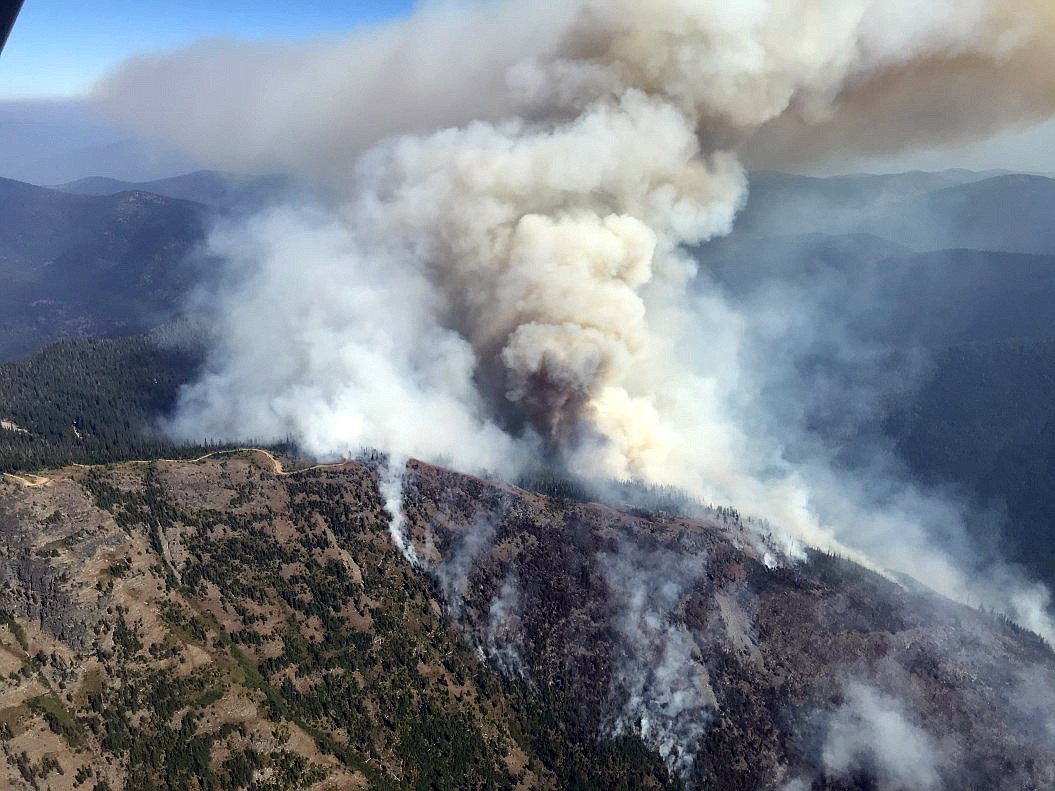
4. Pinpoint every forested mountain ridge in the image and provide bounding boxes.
[0,178,210,362]
[0,455,1051,790]
[0,335,212,473]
